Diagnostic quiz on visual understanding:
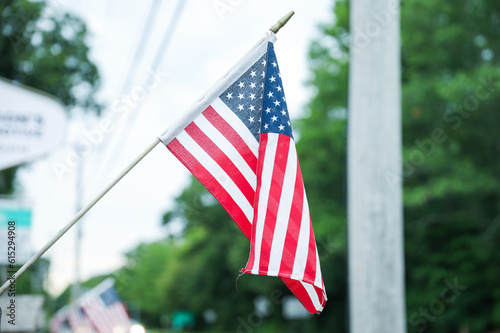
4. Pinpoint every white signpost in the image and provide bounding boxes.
[0,77,67,170]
